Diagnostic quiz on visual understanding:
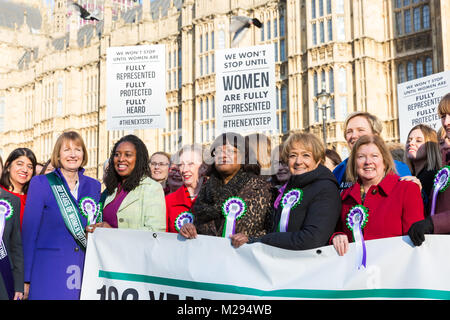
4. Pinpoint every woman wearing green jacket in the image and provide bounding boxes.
[89,135,166,232]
